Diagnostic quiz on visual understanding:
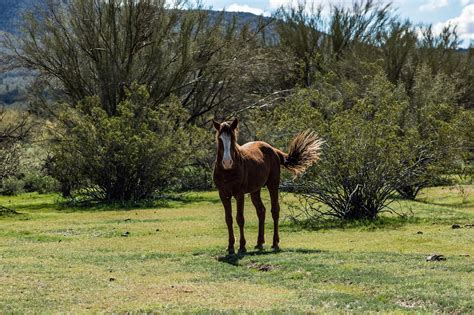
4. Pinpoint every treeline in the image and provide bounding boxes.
[0,0,472,220]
